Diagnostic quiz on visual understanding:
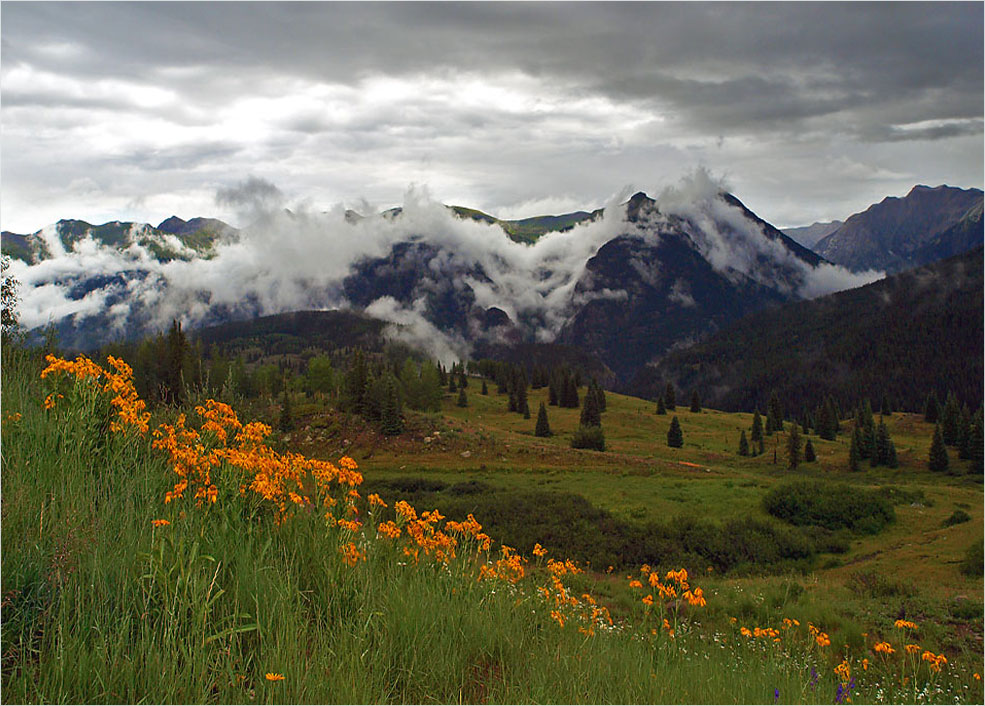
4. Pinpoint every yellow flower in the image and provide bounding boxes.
[861,658,869,672]
[905,643,921,655]
[894,619,919,631]
[873,641,895,655]
[642,594,654,606]
[532,543,548,557]
[629,579,643,589]
[151,519,170,527]
[265,673,285,682]
[973,672,981,681]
